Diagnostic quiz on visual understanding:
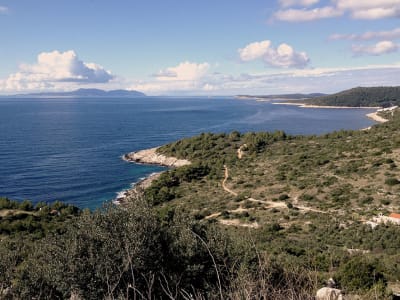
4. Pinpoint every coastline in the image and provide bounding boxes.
[114,172,162,205]
[273,101,389,127]
[115,106,391,205]
[122,146,191,167]
[272,102,381,109]
[366,112,389,123]
[115,147,191,205]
